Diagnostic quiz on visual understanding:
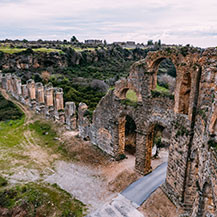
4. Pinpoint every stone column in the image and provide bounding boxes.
[78,102,90,139]
[65,102,77,130]
[44,83,54,119]
[118,116,126,155]
[1,74,7,89]
[6,73,12,93]
[11,74,18,99]
[54,88,65,122]
[21,84,29,105]
[135,130,150,175]
[16,78,22,100]
[35,82,45,114]
[0,73,2,86]
[27,79,36,108]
